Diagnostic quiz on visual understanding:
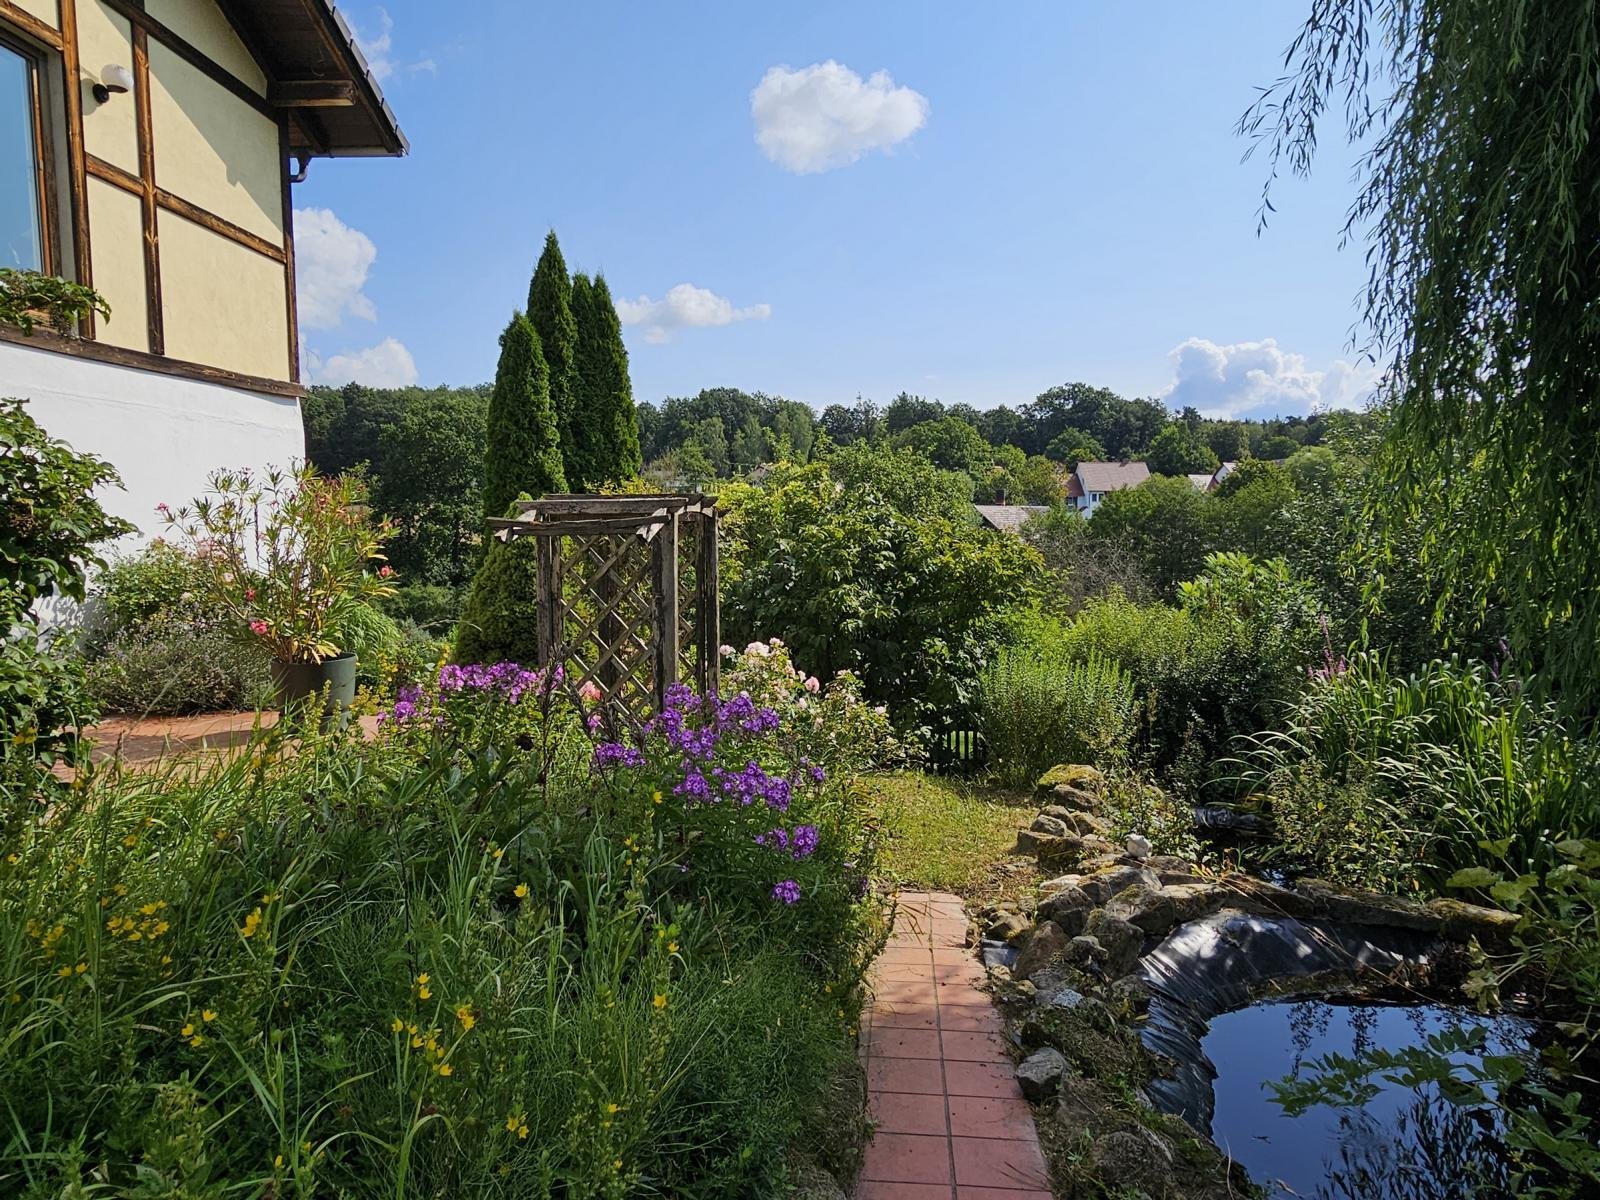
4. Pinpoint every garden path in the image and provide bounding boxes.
[858,890,1051,1199]
[58,711,382,776]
